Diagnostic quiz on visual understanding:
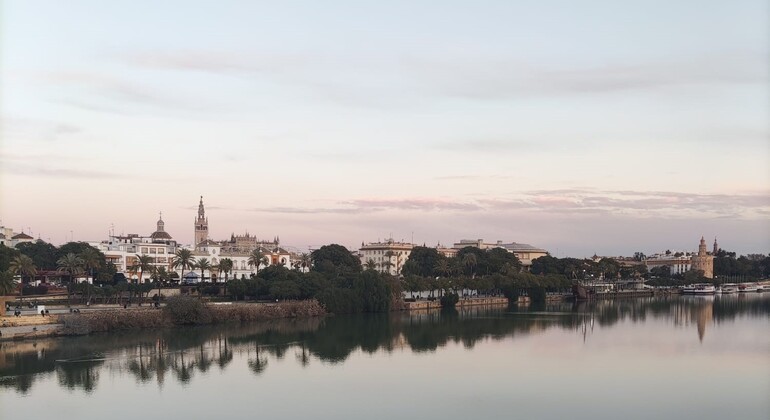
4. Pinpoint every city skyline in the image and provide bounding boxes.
[1,0,769,257]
